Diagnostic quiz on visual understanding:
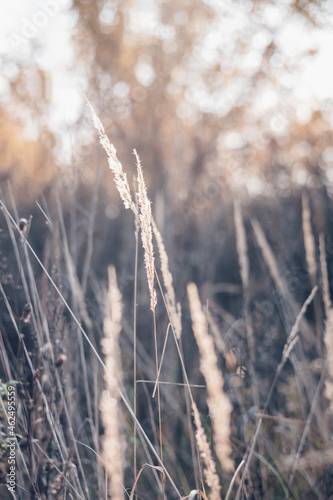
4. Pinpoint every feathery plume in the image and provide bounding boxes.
[87,99,137,215]
[192,402,221,500]
[152,217,182,338]
[187,282,234,473]
[134,149,157,311]
[100,266,124,500]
